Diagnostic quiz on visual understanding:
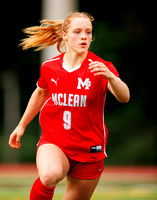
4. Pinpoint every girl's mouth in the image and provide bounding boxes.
[80,42,87,47]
